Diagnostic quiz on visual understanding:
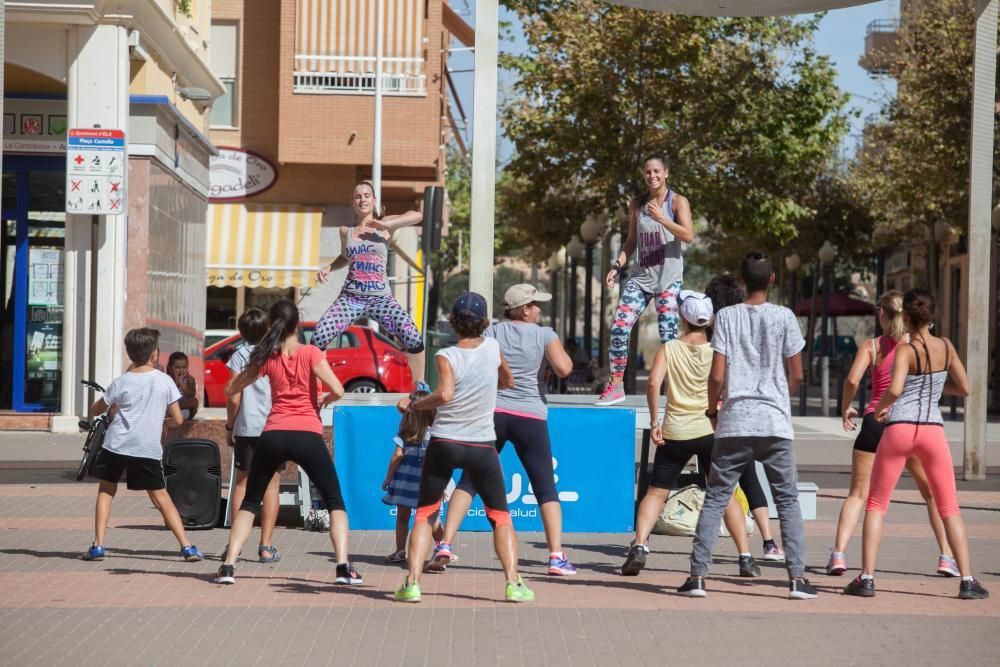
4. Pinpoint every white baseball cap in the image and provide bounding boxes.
[502,283,553,310]
[679,290,714,326]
